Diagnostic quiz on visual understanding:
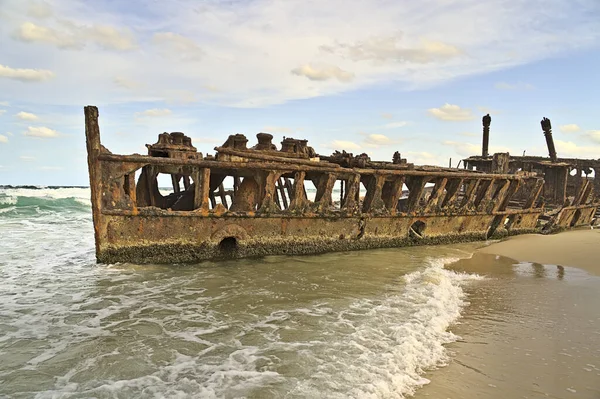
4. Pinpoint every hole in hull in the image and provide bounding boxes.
[219,237,238,256]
